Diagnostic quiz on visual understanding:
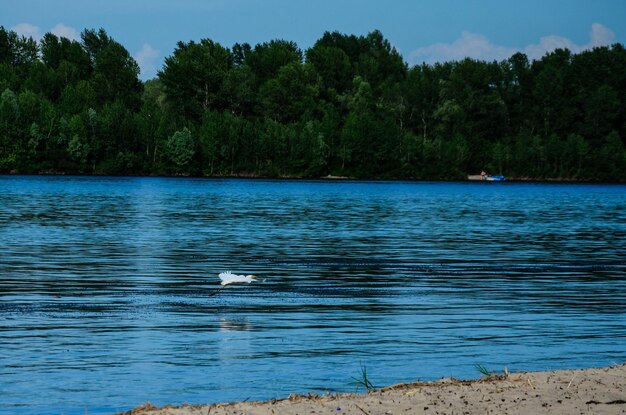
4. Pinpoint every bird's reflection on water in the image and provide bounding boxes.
[219,317,253,332]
